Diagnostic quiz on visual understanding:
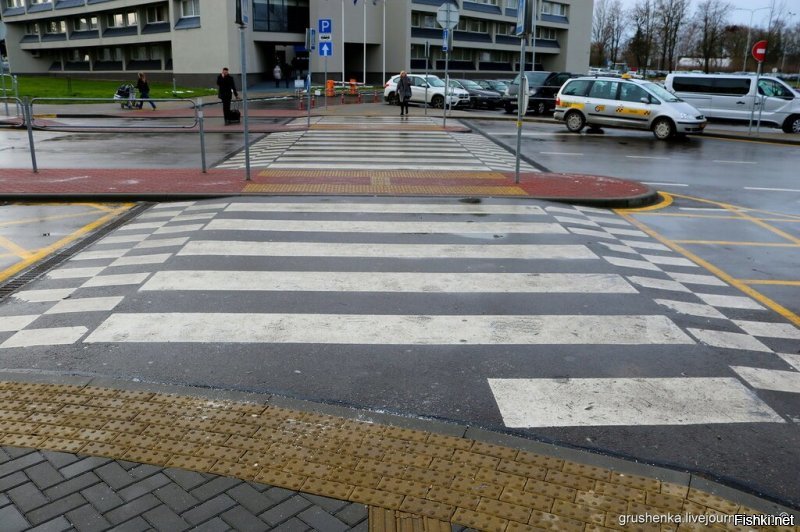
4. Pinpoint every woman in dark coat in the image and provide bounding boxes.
[136,72,156,109]
[397,70,412,116]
